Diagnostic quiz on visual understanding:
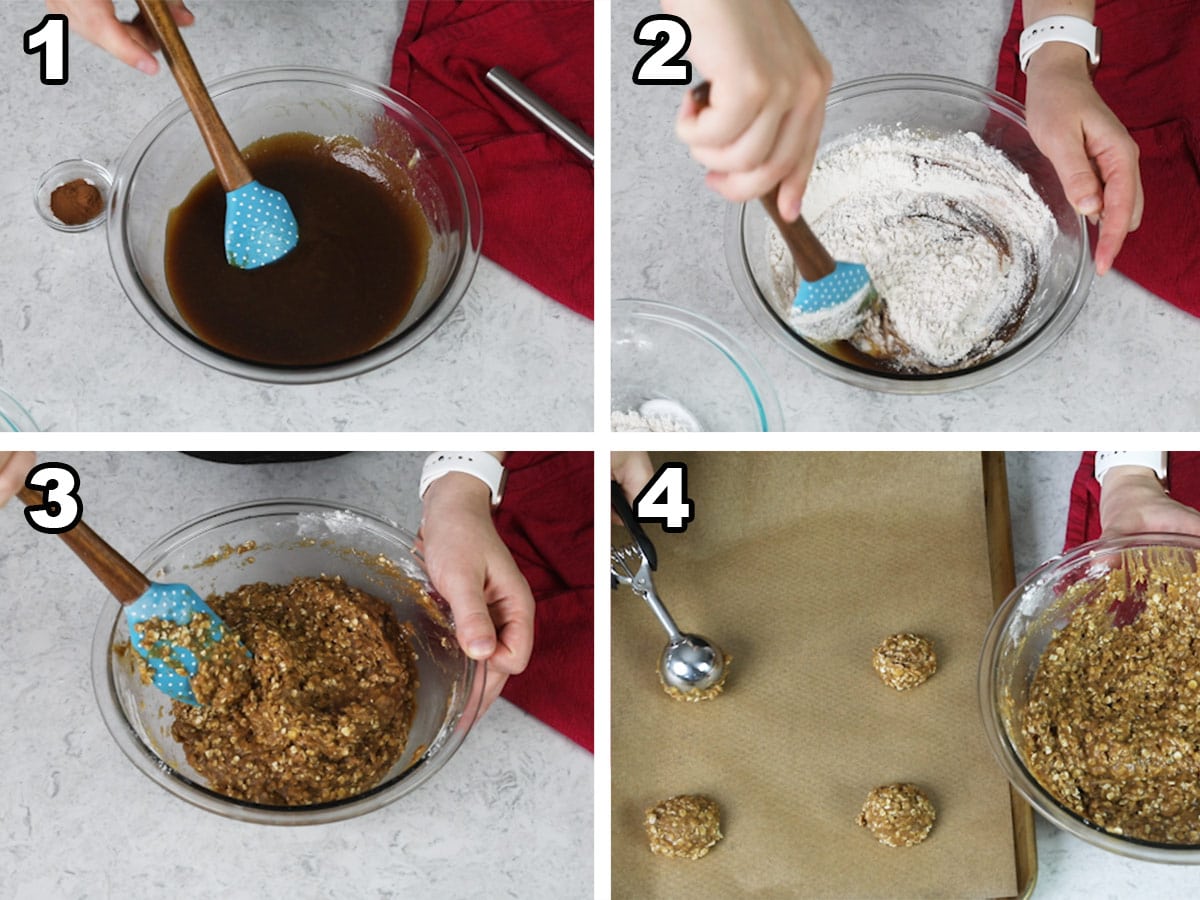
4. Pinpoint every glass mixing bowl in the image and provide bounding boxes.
[0,388,38,431]
[92,499,484,825]
[726,74,1093,394]
[612,298,783,431]
[980,534,1200,862]
[107,67,482,384]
